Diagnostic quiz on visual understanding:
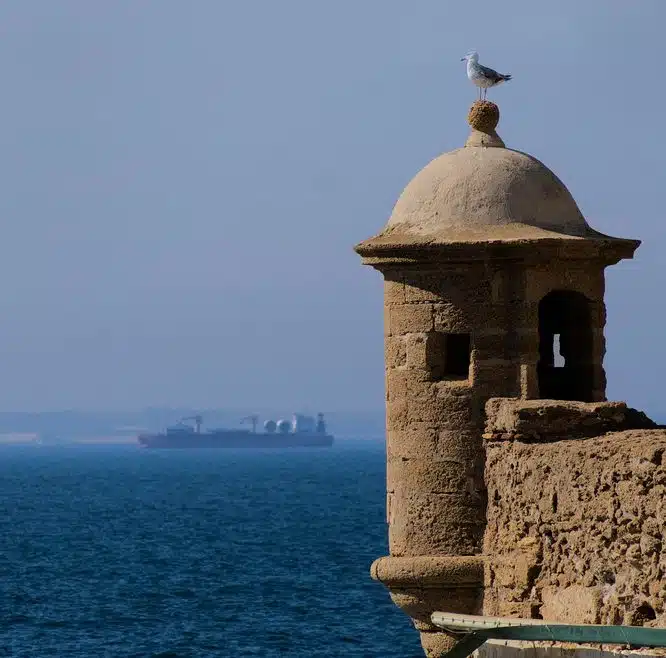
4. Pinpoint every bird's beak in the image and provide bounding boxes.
[460,57,466,62]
